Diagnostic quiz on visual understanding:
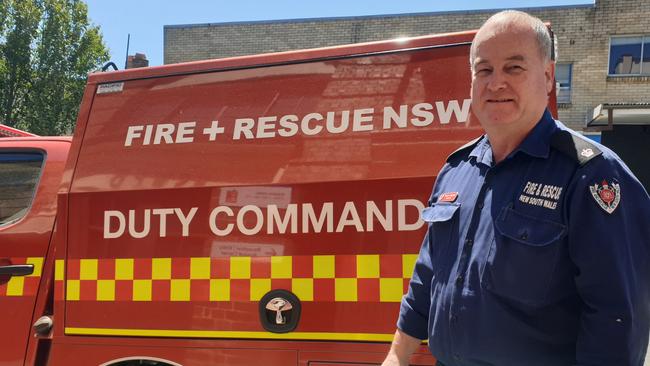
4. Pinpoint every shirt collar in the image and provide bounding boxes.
[469,109,558,166]
[468,135,494,167]
[510,109,558,159]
